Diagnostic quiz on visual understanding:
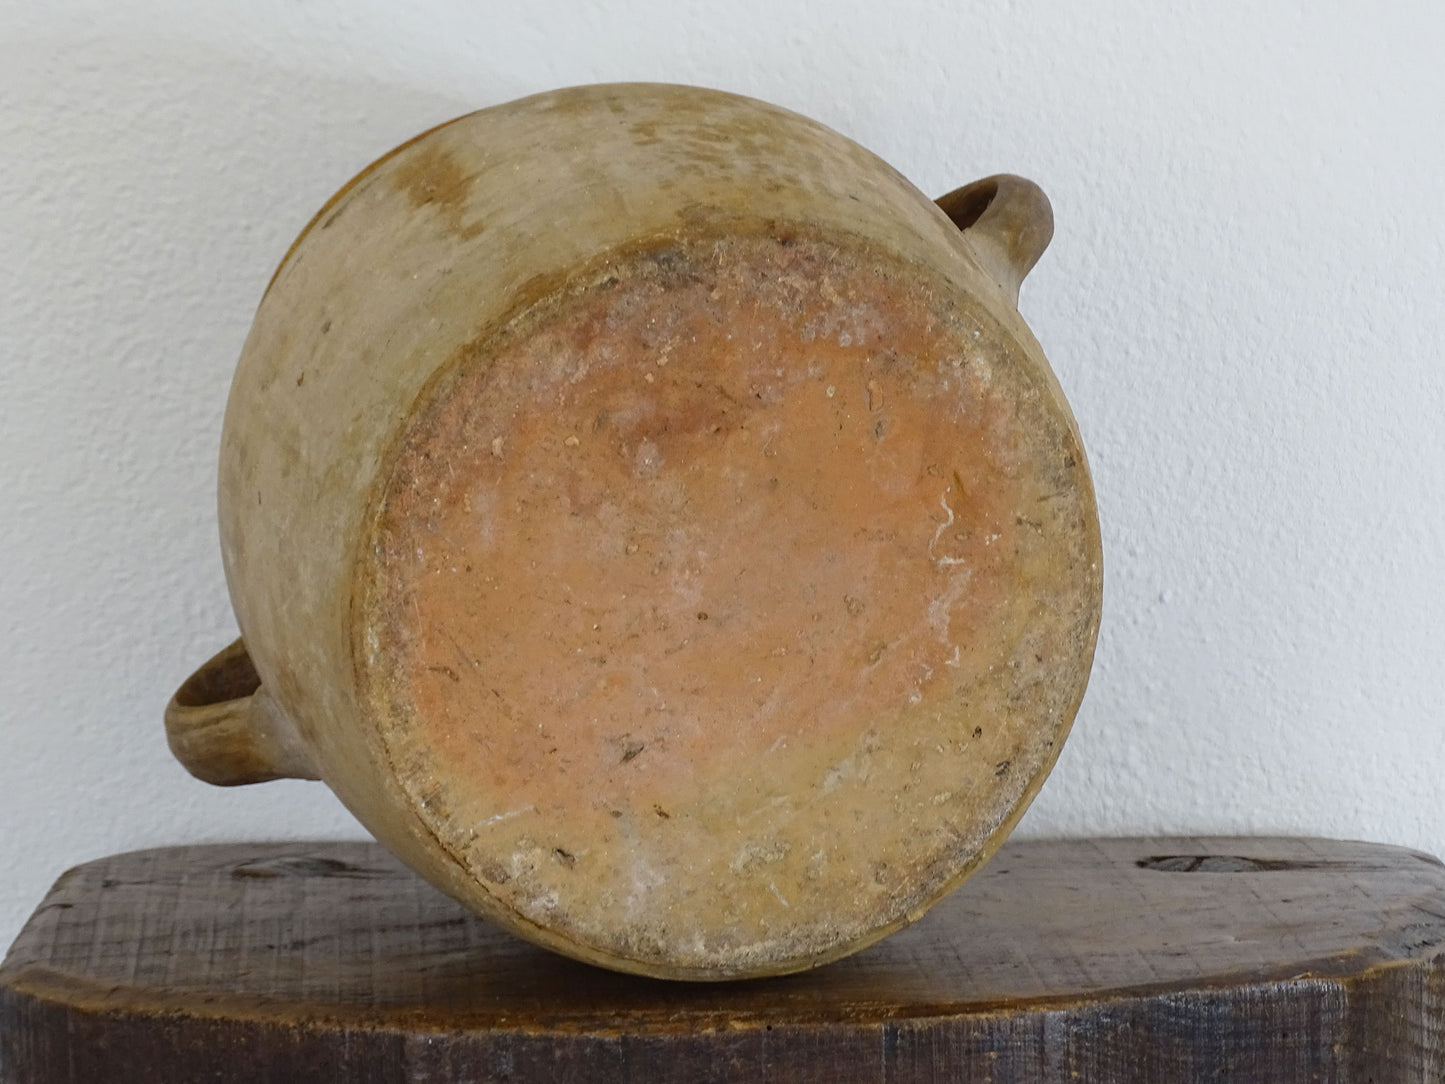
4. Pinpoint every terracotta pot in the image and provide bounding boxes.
[166,83,1102,980]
